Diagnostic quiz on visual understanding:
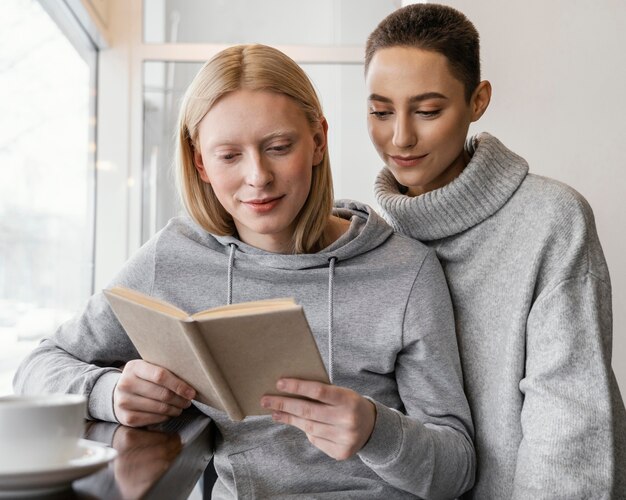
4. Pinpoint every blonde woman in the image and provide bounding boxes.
[16,44,474,498]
